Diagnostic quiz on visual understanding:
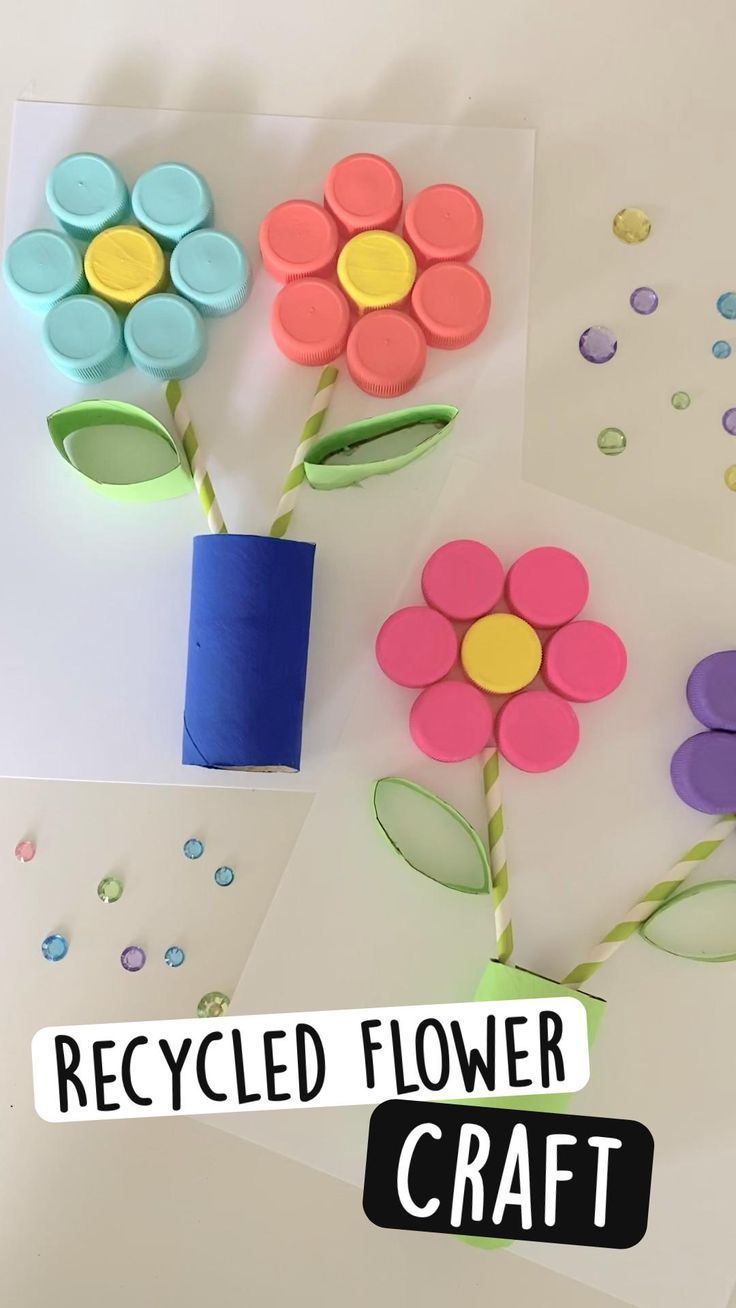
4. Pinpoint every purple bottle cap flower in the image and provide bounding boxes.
[686,651,736,731]
[579,326,617,364]
[671,731,736,814]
